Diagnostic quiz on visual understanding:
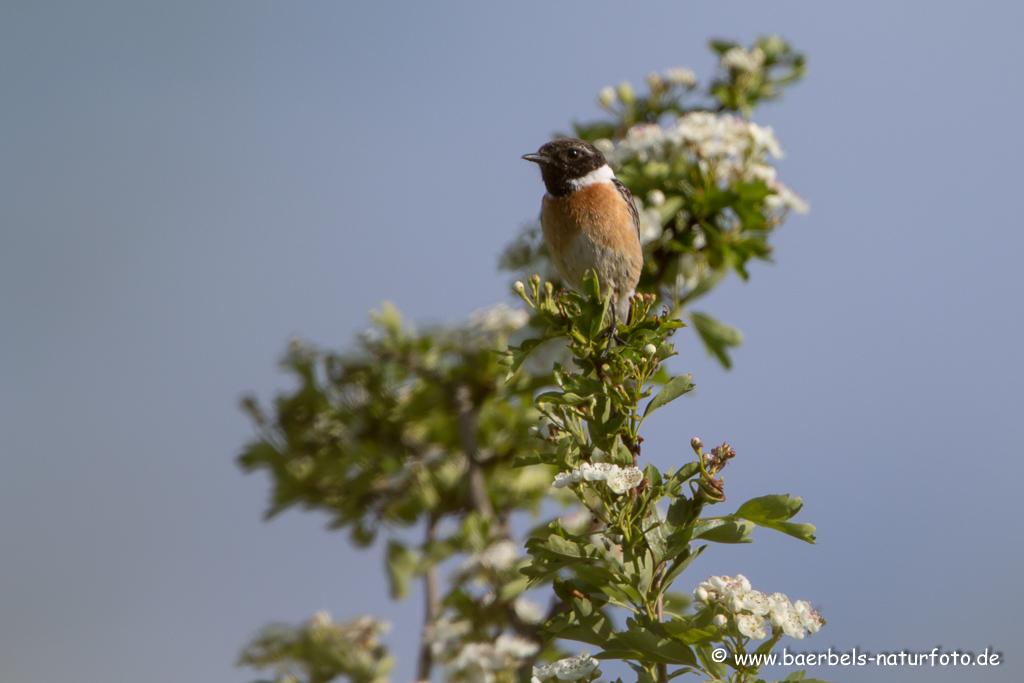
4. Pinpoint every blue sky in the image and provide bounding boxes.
[2,3,1022,682]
